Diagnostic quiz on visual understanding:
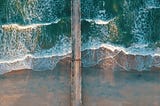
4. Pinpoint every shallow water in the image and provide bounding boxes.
[0,62,160,106]
[0,0,160,105]
[82,67,160,106]
[0,59,71,106]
